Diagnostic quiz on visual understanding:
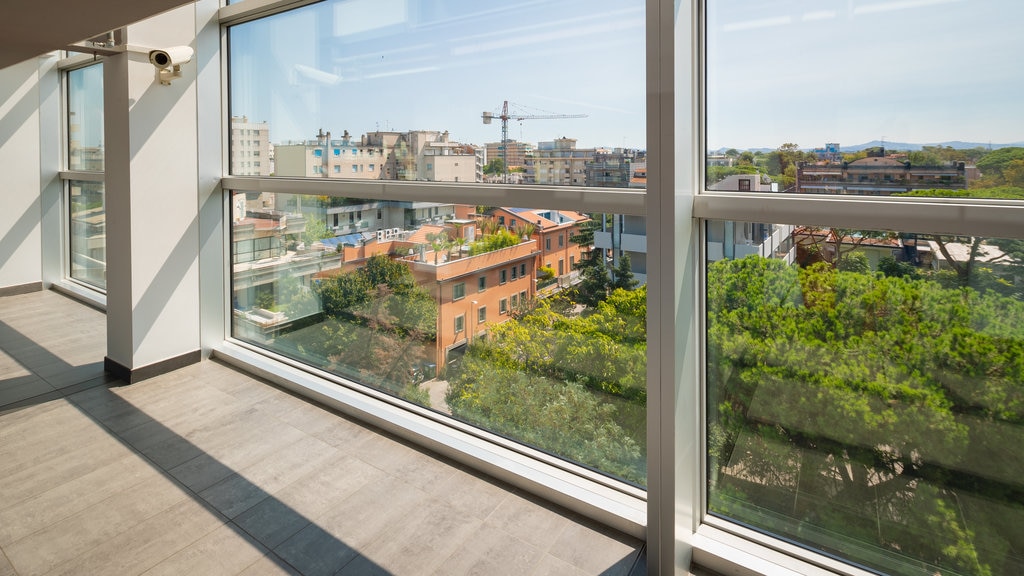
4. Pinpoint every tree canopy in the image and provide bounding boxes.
[446,286,648,484]
[708,255,1024,575]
